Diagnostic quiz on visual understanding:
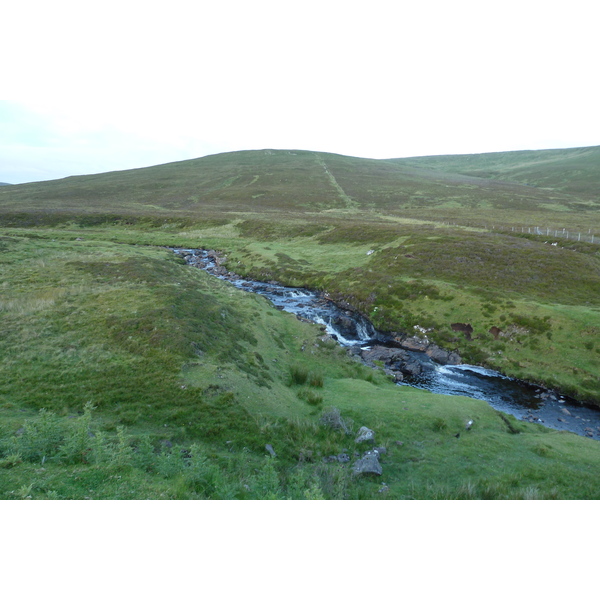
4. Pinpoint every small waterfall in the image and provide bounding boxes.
[354,317,376,343]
